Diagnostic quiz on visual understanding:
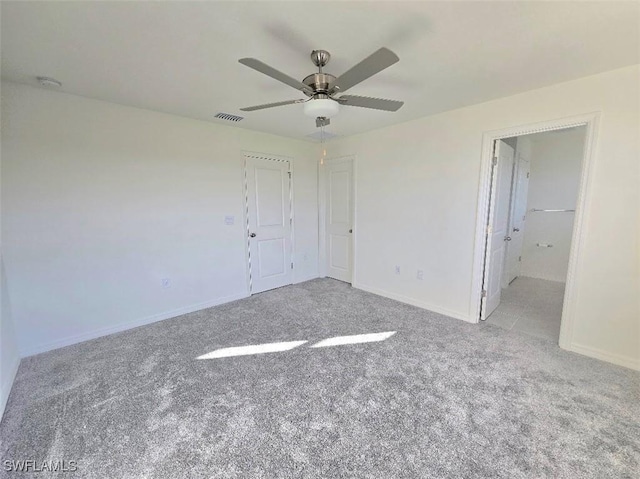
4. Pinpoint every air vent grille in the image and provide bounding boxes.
[214,112,244,122]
